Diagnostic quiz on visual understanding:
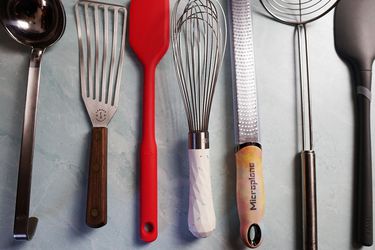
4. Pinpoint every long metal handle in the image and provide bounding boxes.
[297,24,317,250]
[297,24,313,151]
[14,48,44,240]
[301,150,317,250]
